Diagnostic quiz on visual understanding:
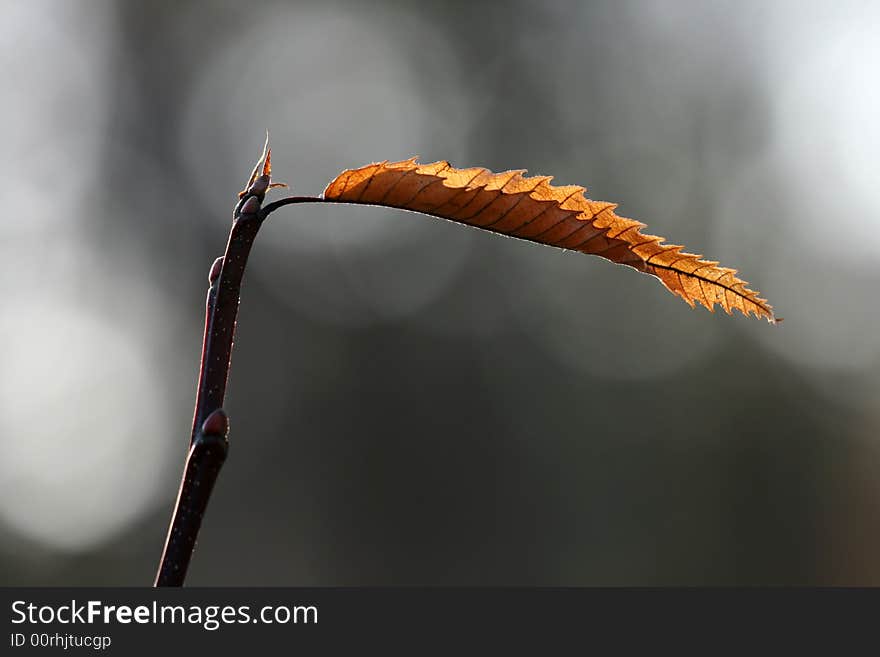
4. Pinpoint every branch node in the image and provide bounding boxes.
[239,195,260,216]
[208,256,224,285]
[201,408,229,438]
